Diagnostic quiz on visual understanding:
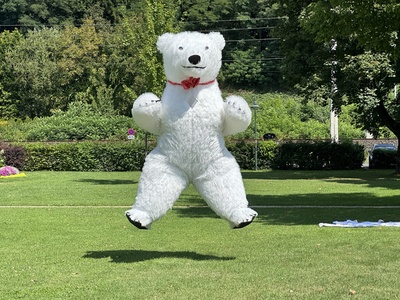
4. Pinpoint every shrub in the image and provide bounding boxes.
[18,139,276,172]
[0,102,141,142]
[7,139,365,172]
[20,141,149,171]
[370,149,397,169]
[272,141,364,170]
[0,149,4,167]
[0,142,26,169]
[226,140,277,170]
[327,142,365,170]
